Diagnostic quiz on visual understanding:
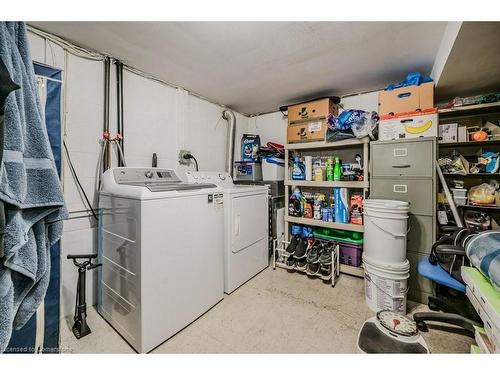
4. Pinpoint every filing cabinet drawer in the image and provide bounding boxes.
[408,251,434,294]
[371,140,434,177]
[407,214,435,254]
[371,179,434,215]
